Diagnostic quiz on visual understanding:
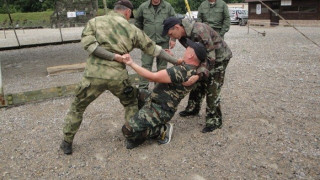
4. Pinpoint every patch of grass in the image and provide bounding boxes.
[0,9,130,27]
[0,11,53,23]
